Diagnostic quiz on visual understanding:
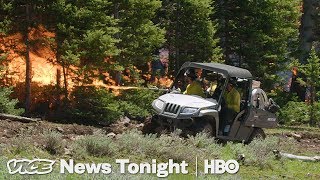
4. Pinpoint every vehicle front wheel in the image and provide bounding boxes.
[190,117,216,137]
[142,115,163,134]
